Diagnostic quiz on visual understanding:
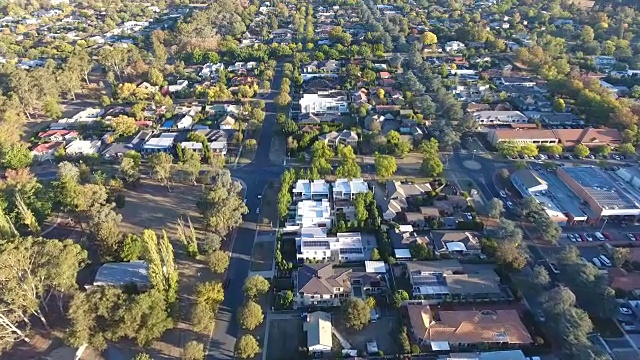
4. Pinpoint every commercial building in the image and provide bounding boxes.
[511,169,570,226]
[557,166,640,224]
[488,127,622,148]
